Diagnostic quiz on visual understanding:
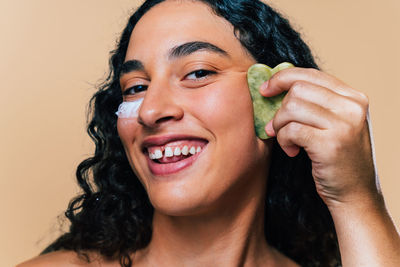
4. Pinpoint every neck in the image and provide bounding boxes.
[133,170,285,267]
